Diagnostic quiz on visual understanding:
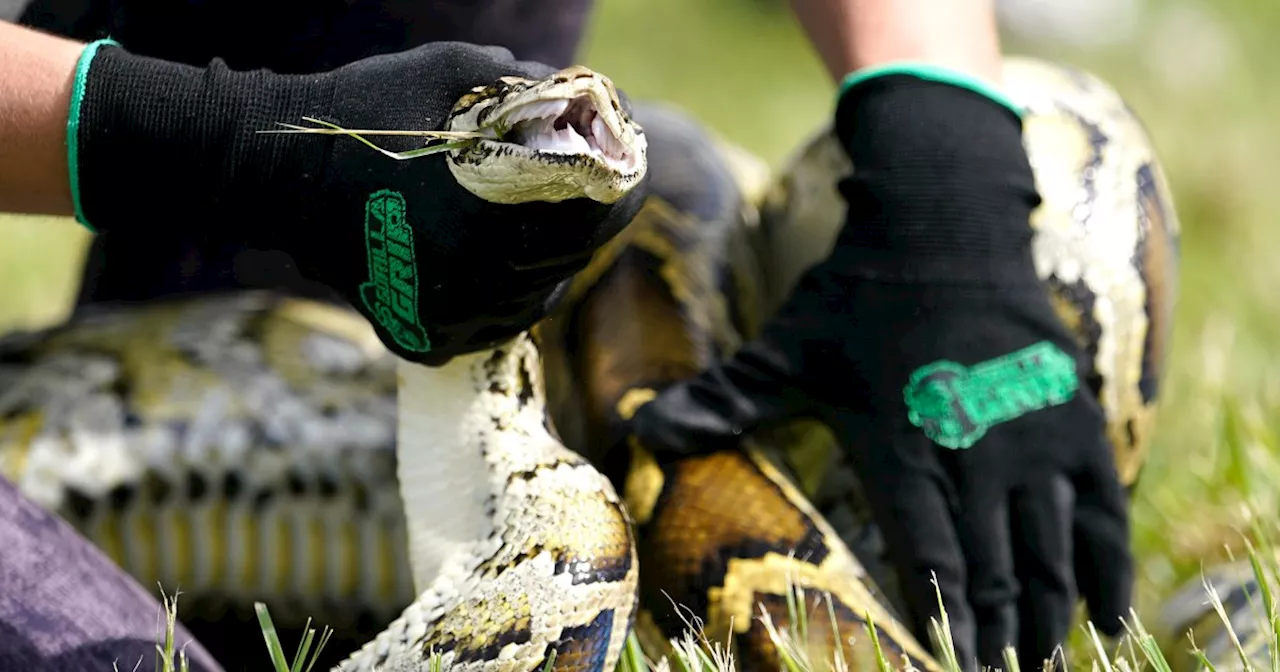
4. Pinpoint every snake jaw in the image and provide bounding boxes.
[498,95,641,175]
[444,66,649,205]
